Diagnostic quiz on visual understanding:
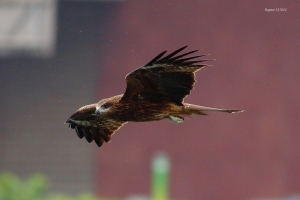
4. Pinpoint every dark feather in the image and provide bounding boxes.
[158,72,195,104]
[91,129,104,147]
[145,50,167,66]
[183,61,208,65]
[173,56,202,64]
[75,126,85,139]
[169,50,199,61]
[70,123,75,129]
[159,46,188,61]
[100,128,113,143]
[83,128,93,143]
[146,46,208,67]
